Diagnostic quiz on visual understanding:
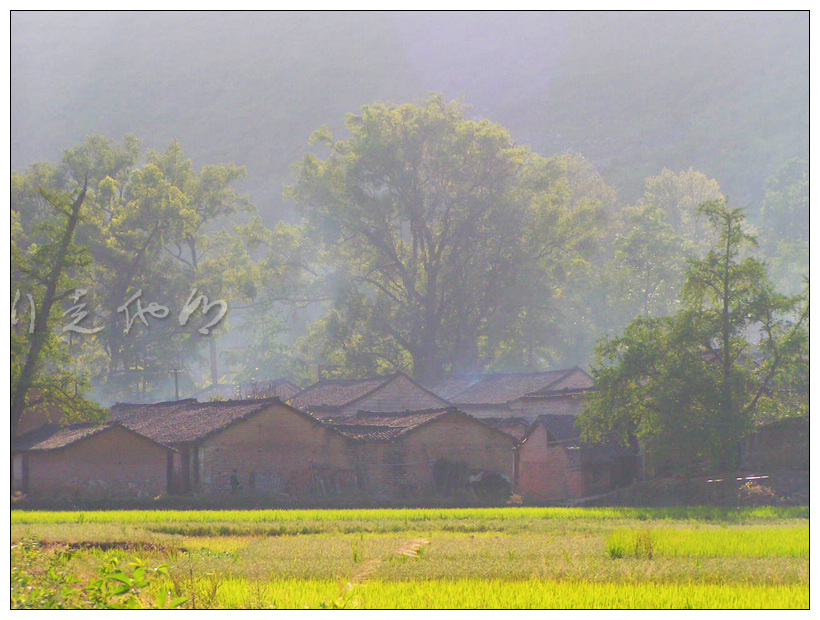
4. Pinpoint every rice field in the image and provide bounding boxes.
[11,506,809,609]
